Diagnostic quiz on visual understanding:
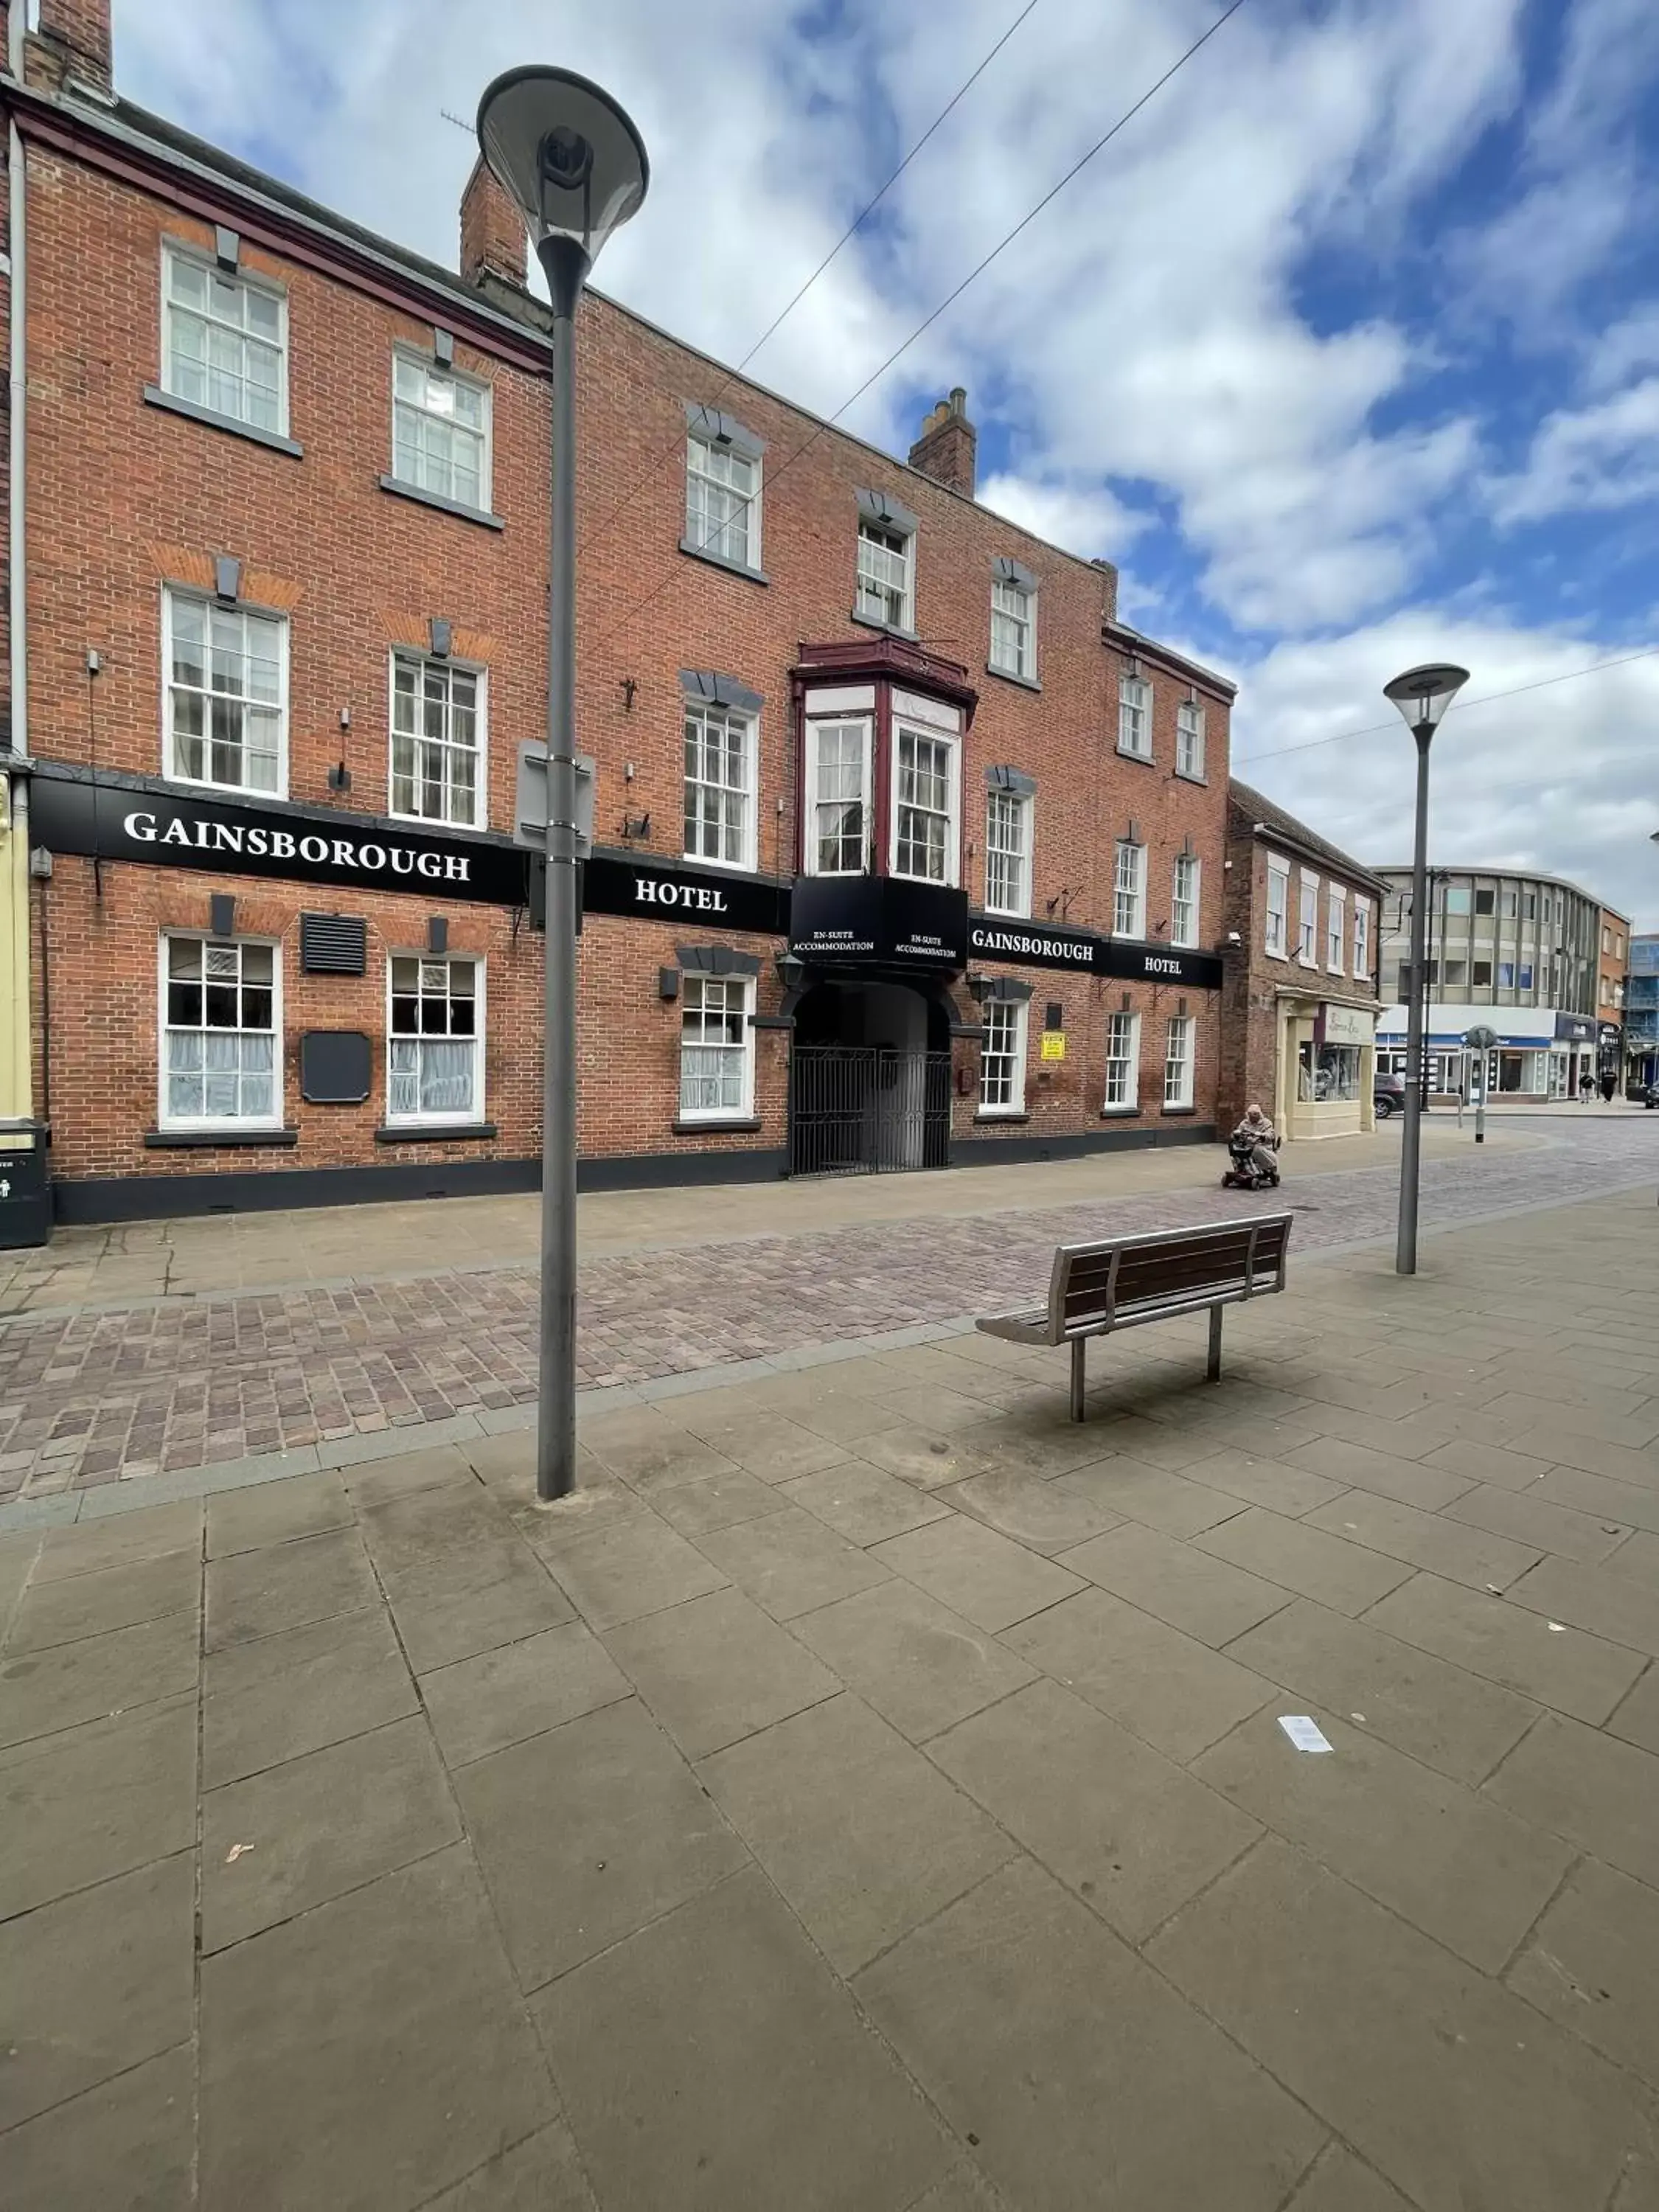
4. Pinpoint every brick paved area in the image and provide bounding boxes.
[4,1190,1659,2208]
[0,1121,1653,1503]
